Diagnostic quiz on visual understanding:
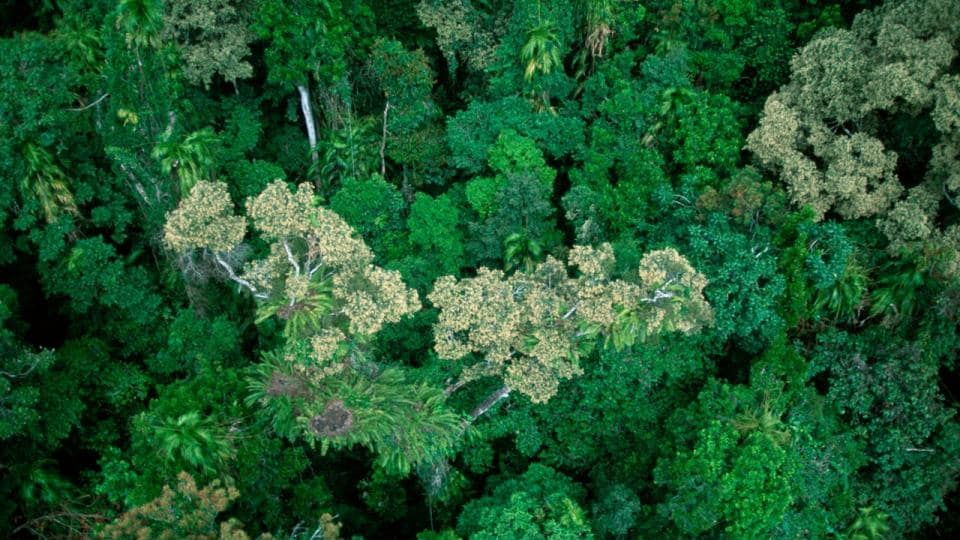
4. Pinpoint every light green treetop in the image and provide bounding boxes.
[167,180,446,476]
